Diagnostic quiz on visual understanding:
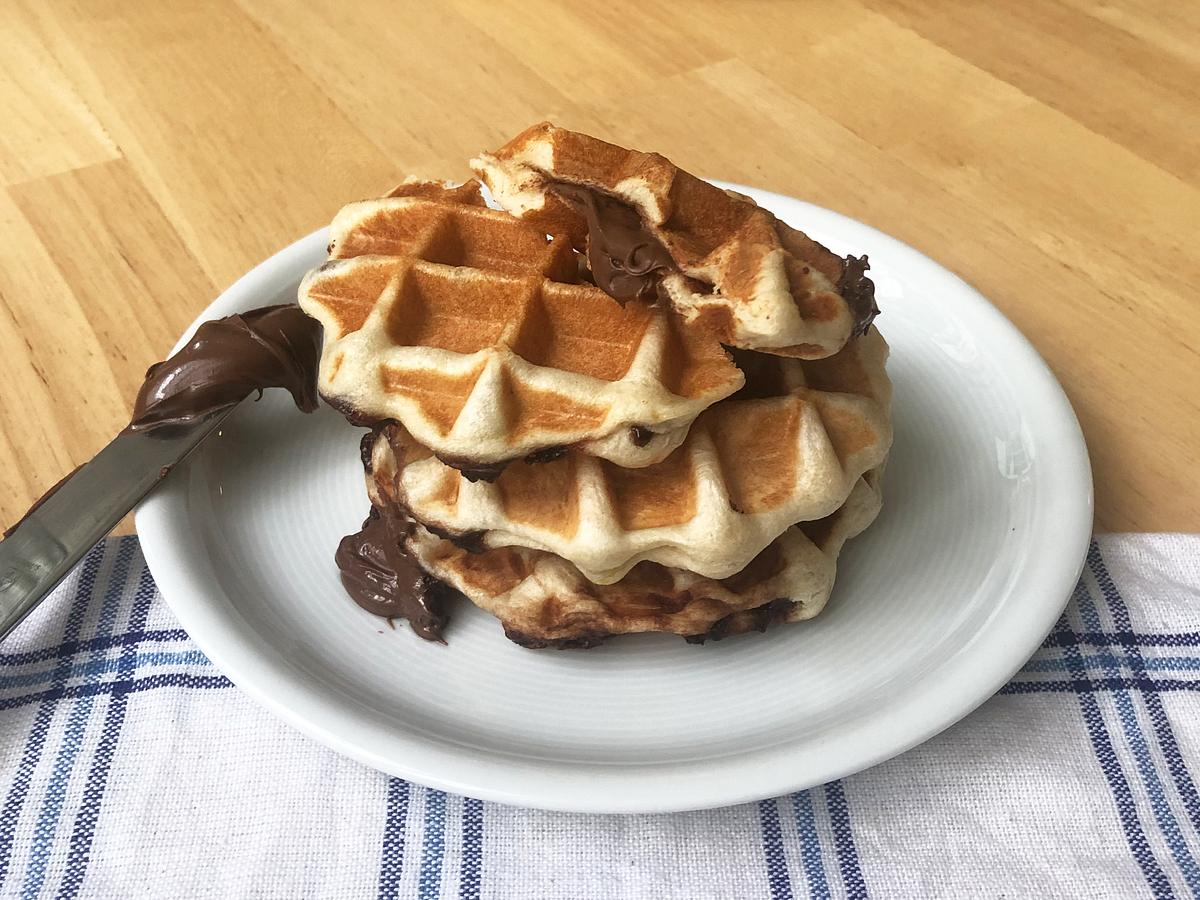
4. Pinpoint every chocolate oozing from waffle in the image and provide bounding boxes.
[549,183,676,302]
[839,255,879,336]
[126,305,322,433]
[433,454,509,484]
[434,443,572,483]
[335,505,460,642]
